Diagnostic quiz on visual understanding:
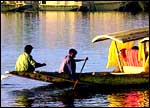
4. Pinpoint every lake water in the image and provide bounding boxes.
[1,11,149,107]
